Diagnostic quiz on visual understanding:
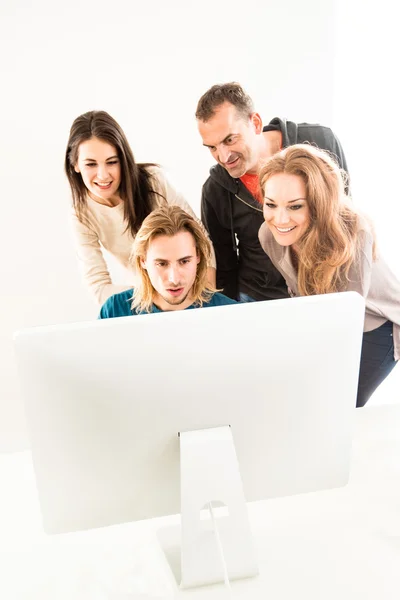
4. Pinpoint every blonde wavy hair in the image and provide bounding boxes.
[129,205,216,313]
[259,144,376,296]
